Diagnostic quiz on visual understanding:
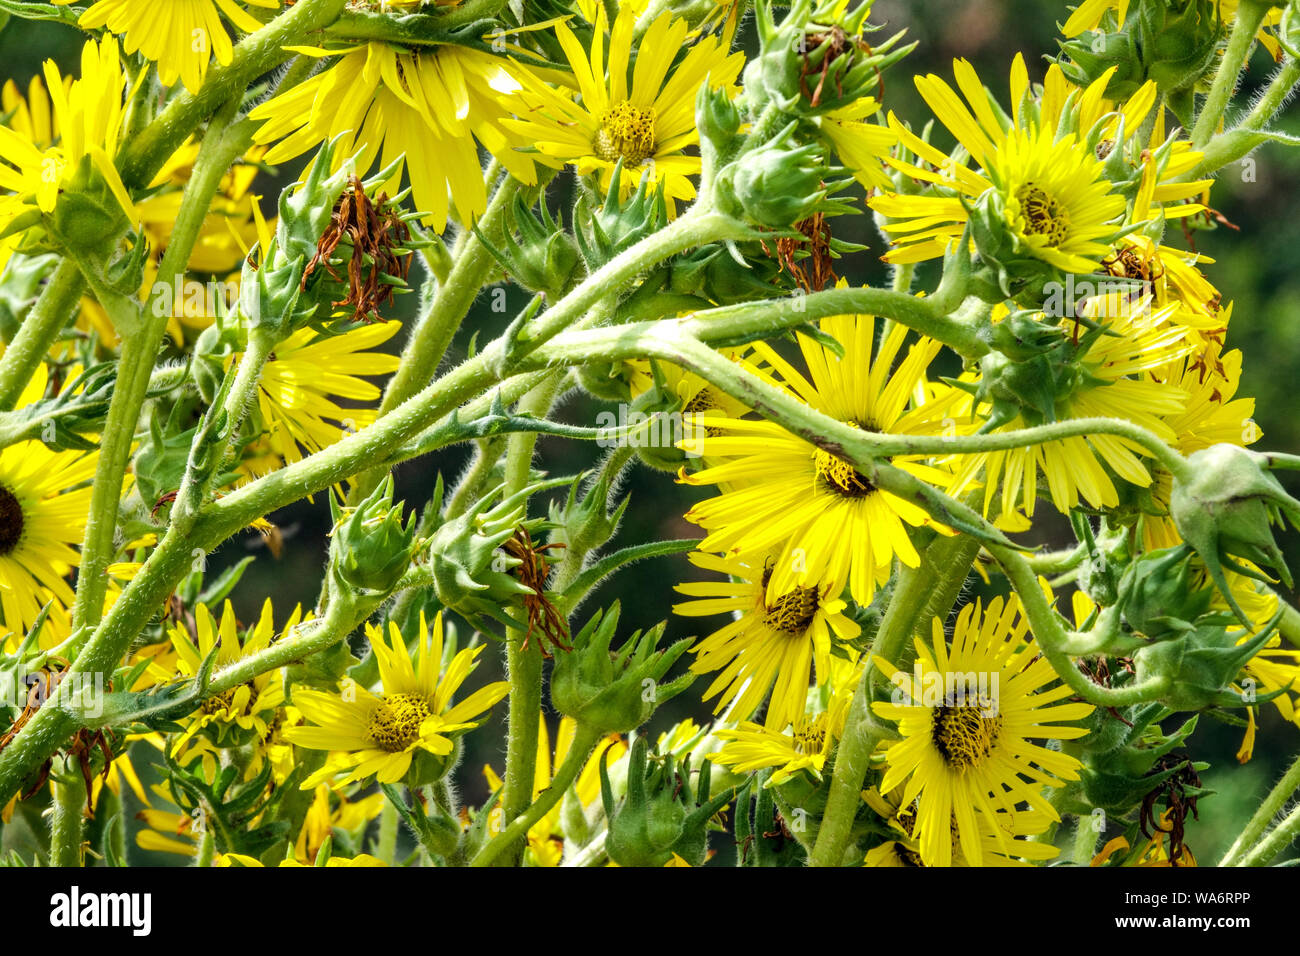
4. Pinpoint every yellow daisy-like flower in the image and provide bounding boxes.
[286,611,509,789]
[503,4,744,212]
[165,599,298,782]
[679,312,957,606]
[0,432,97,640]
[0,35,135,233]
[673,551,860,733]
[54,0,279,94]
[947,299,1194,519]
[870,595,1094,867]
[250,38,537,231]
[870,56,1189,272]
[861,785,1059,867]
[238,319,401,479]
[708,660,858,785]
